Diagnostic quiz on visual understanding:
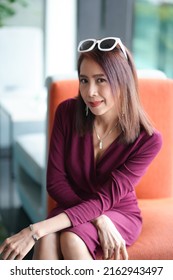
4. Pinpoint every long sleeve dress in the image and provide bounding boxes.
[47,98,162,259]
